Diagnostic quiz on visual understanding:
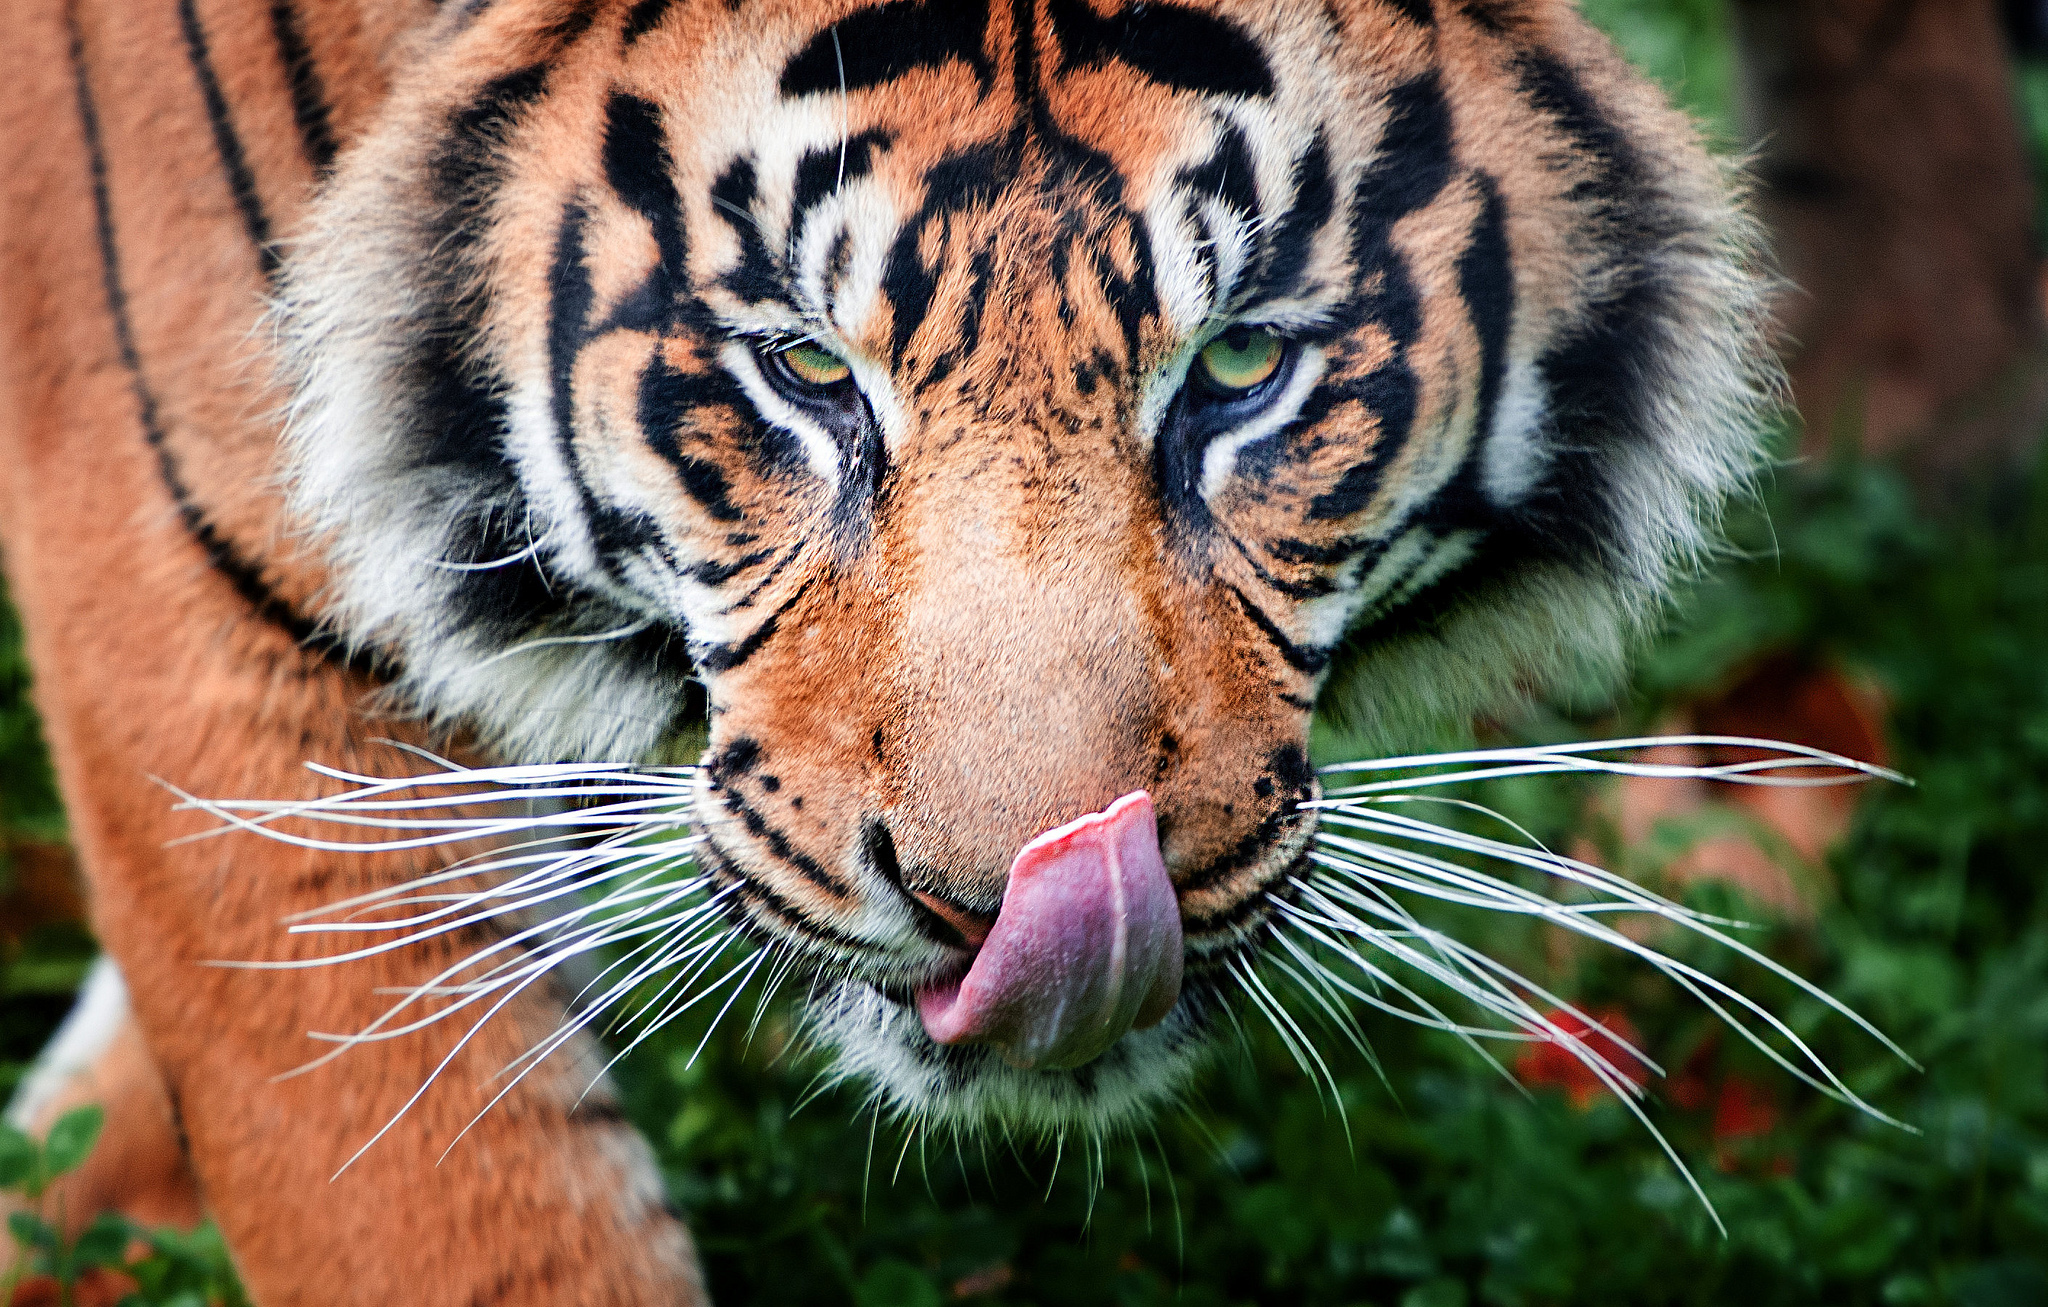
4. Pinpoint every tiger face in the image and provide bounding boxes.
[279,0,1770,1135]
